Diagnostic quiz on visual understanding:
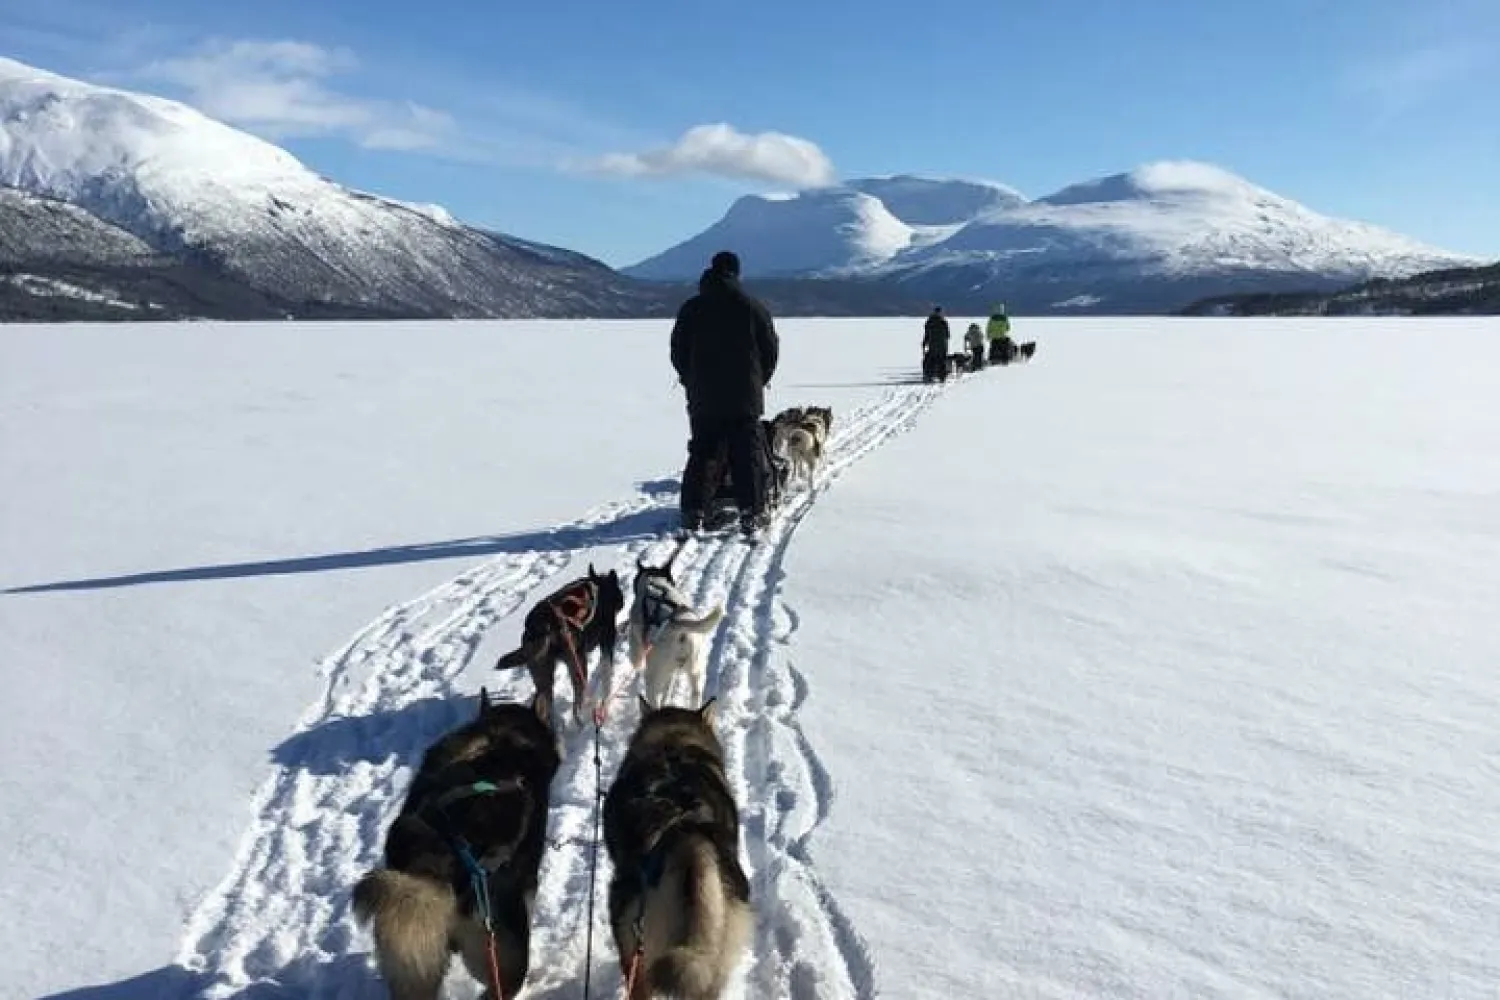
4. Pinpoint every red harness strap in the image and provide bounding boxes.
[484,932,508,1000]
[550,581,598,695]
